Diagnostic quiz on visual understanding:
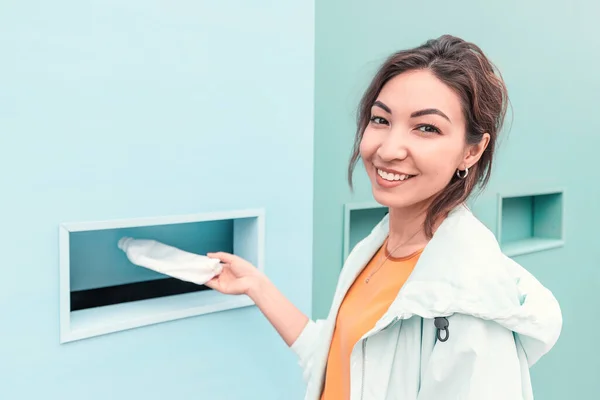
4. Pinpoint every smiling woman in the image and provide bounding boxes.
[357,68,490,237]
[349,36,508,239]
[205,35,562,400]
